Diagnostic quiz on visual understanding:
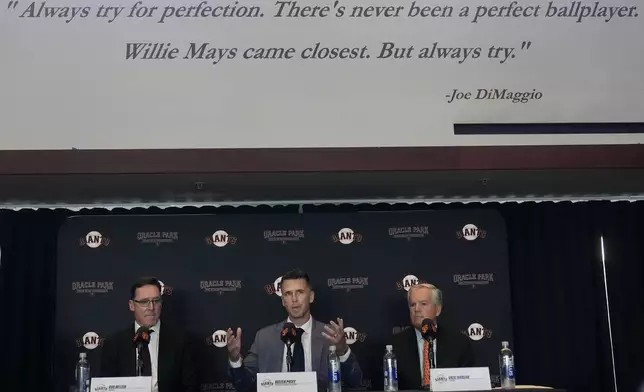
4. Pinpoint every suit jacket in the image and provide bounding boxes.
[230,319,363,392]
[392,324,475,390]
[99,322,198,392]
